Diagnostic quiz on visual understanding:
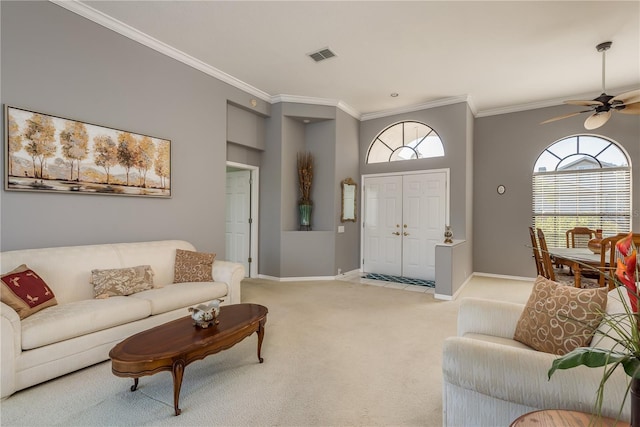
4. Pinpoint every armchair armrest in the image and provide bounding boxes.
[442,336,630,421]
[212,260,245,305]
[457,297,525,339]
